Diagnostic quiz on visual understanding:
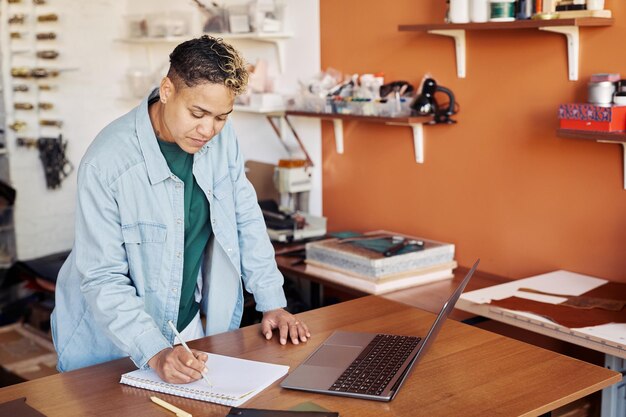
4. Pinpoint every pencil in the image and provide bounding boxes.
[167,320,213,387]
[150,396,192,417]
